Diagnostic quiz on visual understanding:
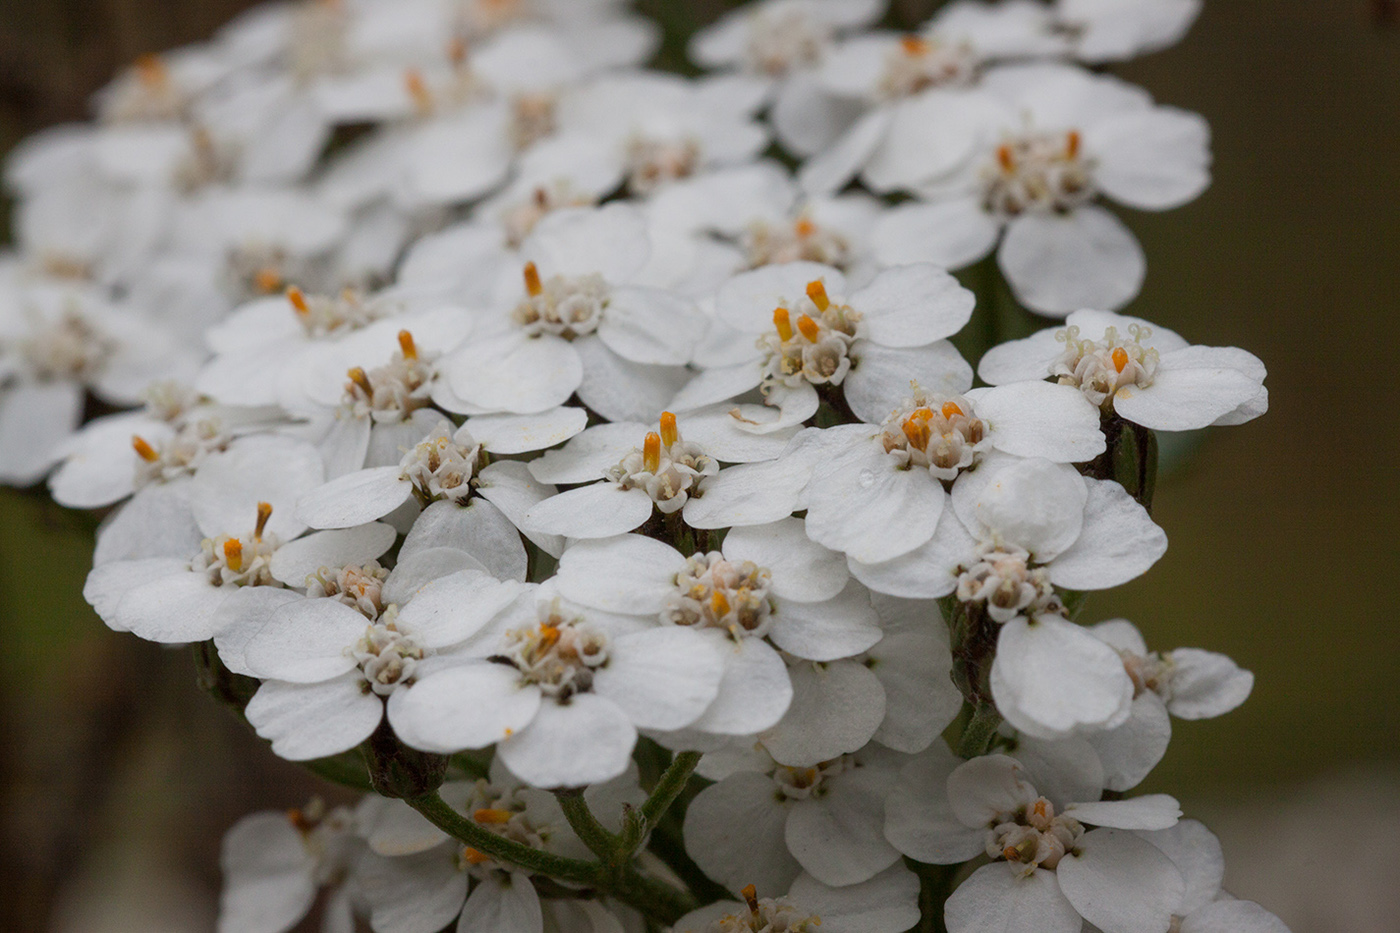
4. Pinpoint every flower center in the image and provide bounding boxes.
[227,244,304,299]
[771,756,851,802]
[501,603,609,699]
[403,59,487,119]
[744,216,851,269]
[758,279,861,392]
[398,425,481,505]
[512,262,610,339]
[510,92,558,150]
[193,503,281,588]
[455,779,551,874]
[665,552,774,641]
[500,183,596,249]
[1119,648,1175,700]
[742,10,830,76]
[343,330,435,422]
[879,35,978,99]
[878,387,987,480]
[604,412,716,514]
[287,286,391,338]
[1052,323,1159,409]
[308,560,390,620]
[100,53,188,123]
[691,885,821,933]
[132,418,231,487]
[988,796,1084,875]
[955,543,1063,624]
[352,606,425,695]
[17,309,115,381]
[285,797,357,884]
[983,130,1098,217]
[624,135,701,195]
[174,126,240,193]
[463,0,526,38]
